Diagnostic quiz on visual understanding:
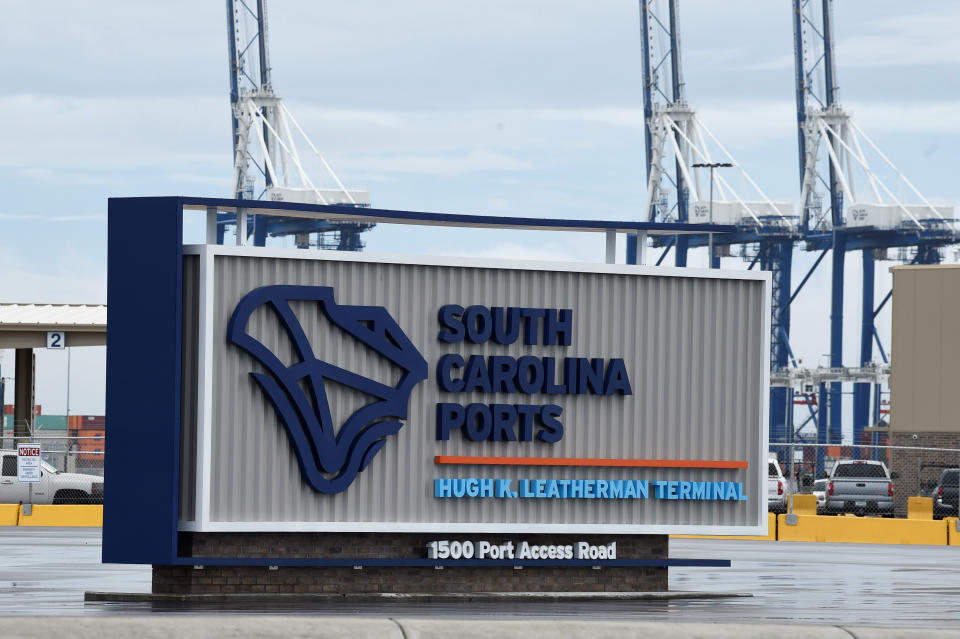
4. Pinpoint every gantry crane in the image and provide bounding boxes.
[637,0,959,469]
[635,0,801,446]
[793,0,958,470]
[223,0,373,250]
